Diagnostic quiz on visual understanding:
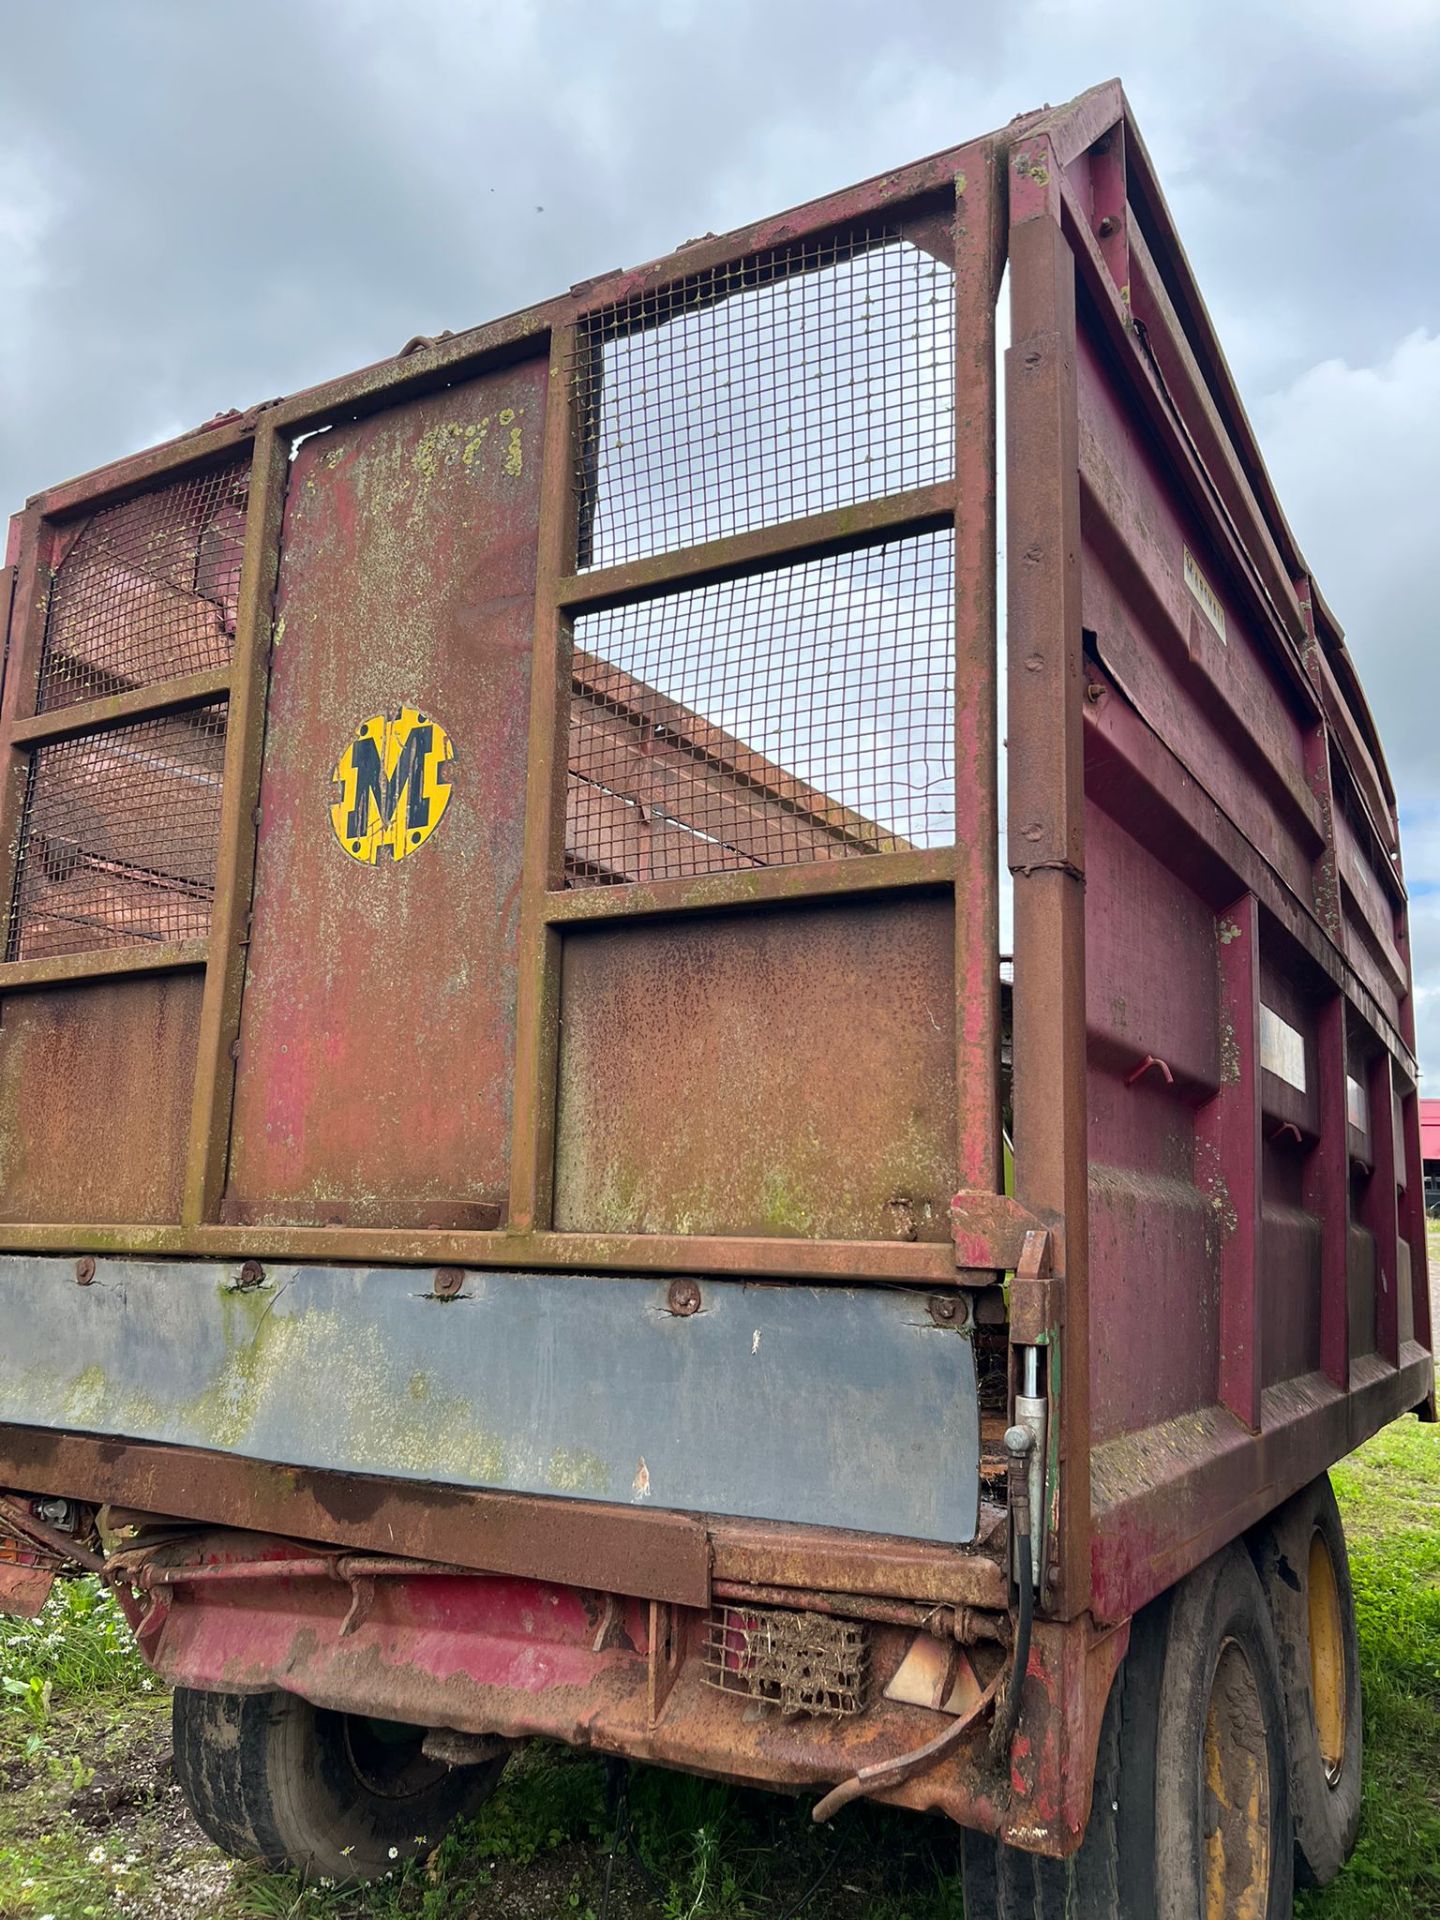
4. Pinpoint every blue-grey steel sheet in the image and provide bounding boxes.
[0,1259,979,1542]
